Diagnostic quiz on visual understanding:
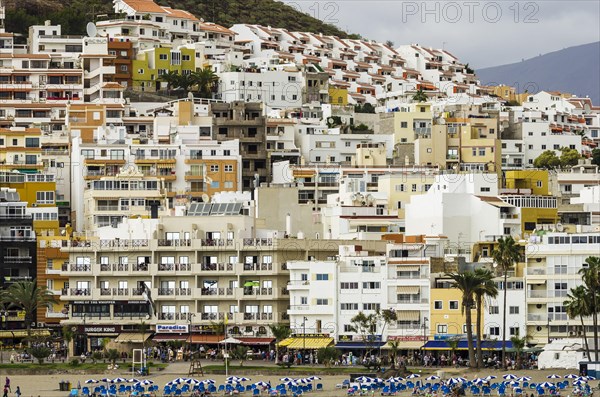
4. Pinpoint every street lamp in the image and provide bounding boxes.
[303,317,307,352]
[422,317,429,351]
